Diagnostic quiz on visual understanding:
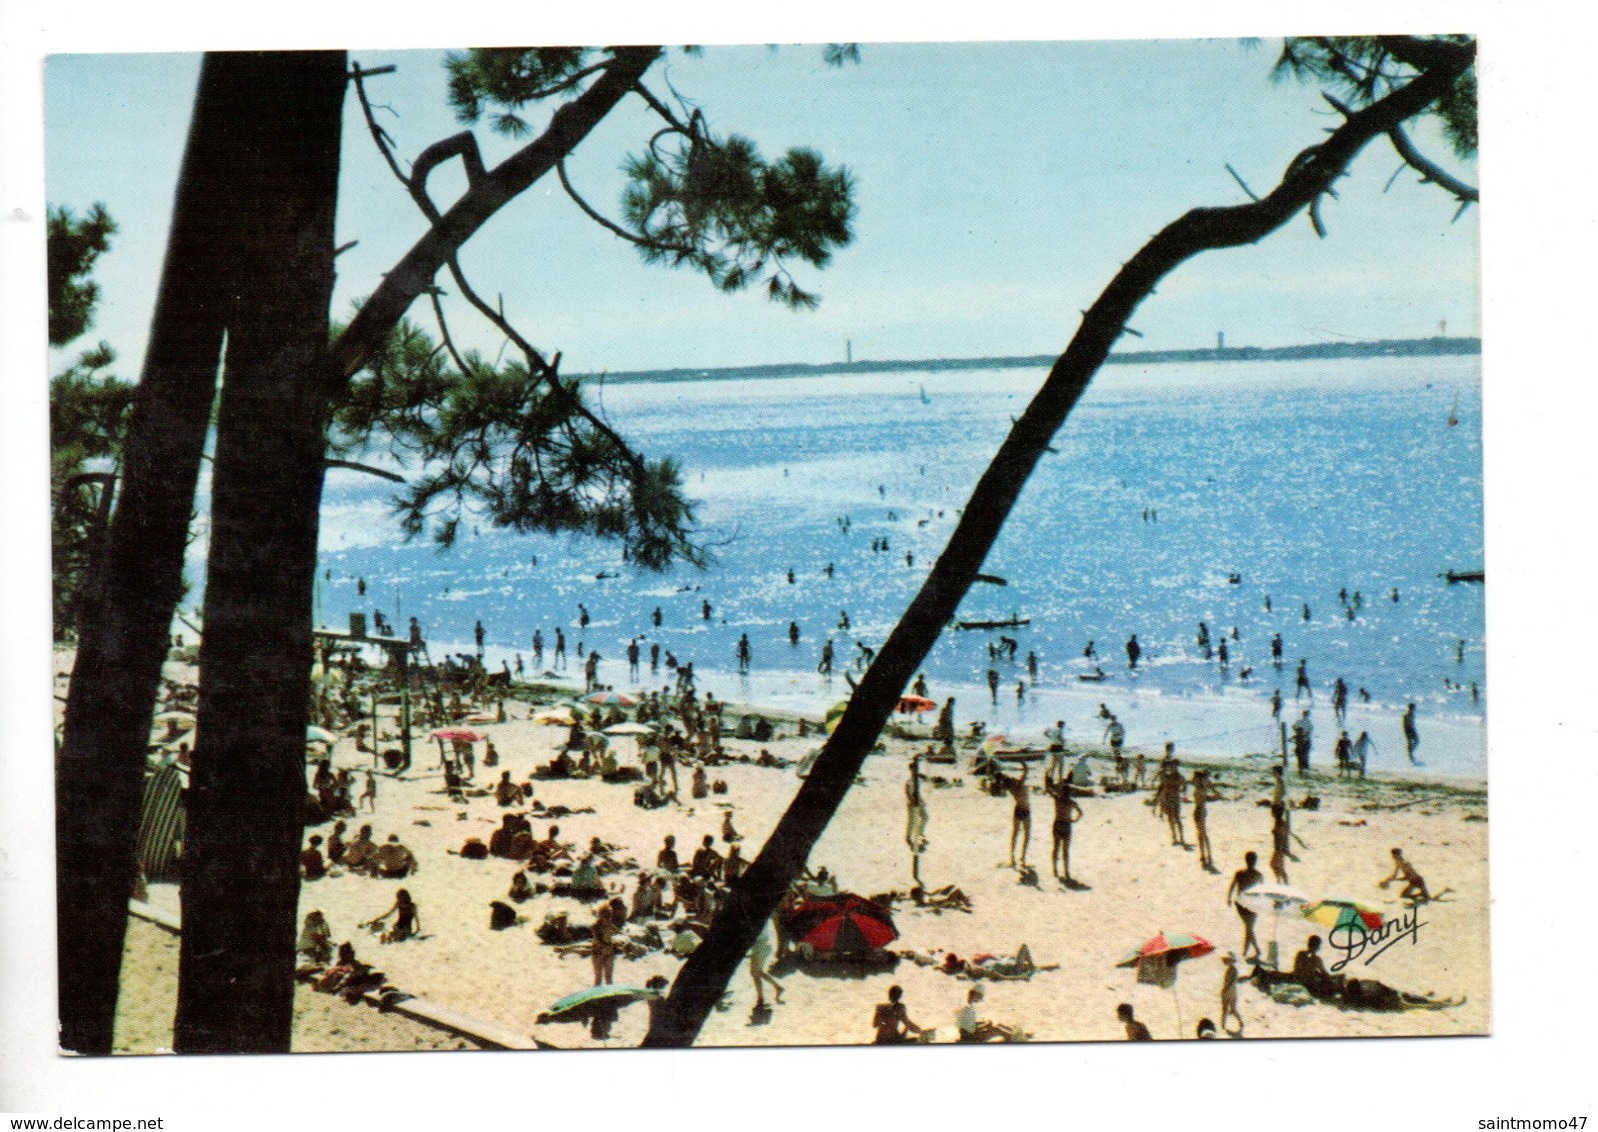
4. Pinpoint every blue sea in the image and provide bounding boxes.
[313,354,1486,777]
